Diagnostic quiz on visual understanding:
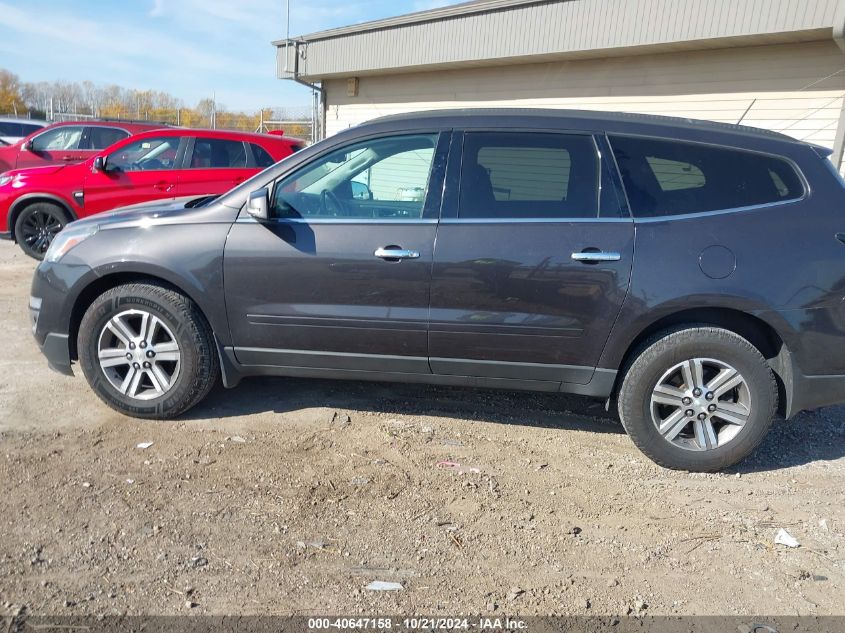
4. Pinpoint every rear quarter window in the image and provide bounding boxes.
[609,136,804,217]
[250,143,277,168]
